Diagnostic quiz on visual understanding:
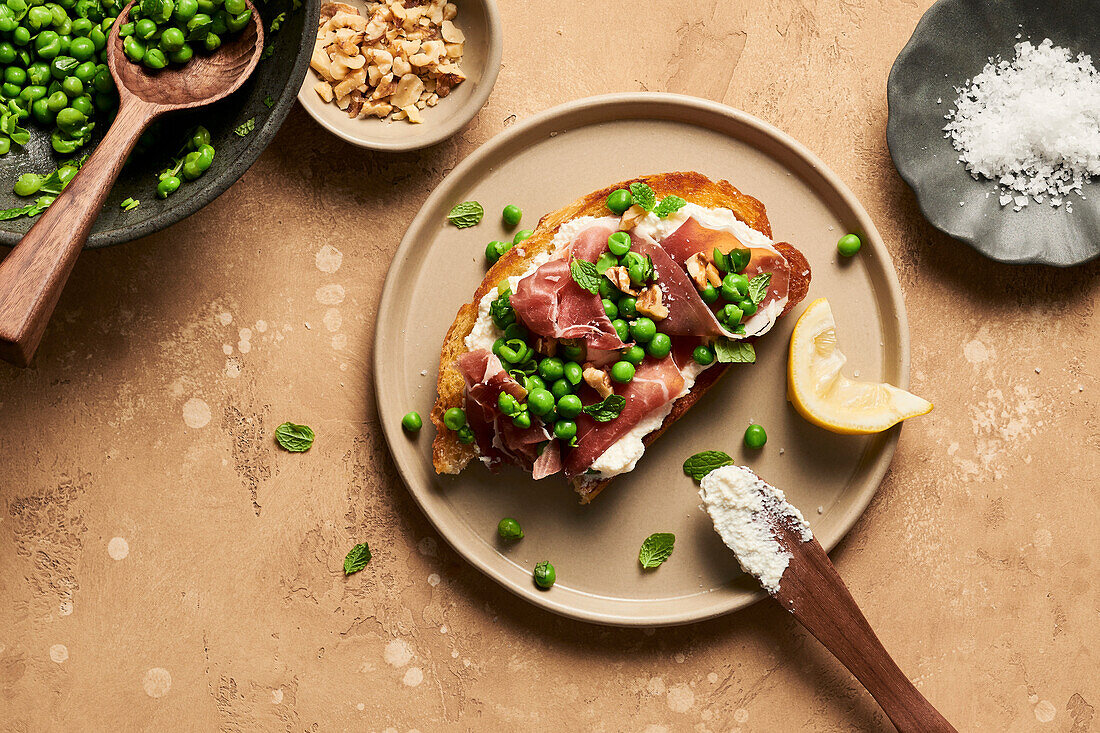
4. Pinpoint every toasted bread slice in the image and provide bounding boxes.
[431,171,810,501]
